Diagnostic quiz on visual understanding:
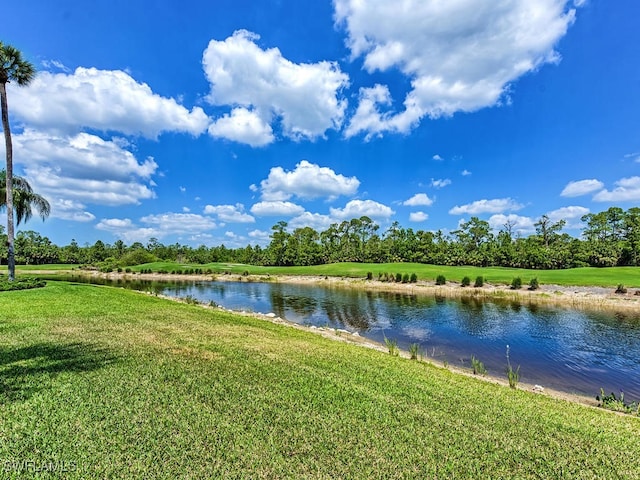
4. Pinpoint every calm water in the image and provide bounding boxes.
[53,276,640,402]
